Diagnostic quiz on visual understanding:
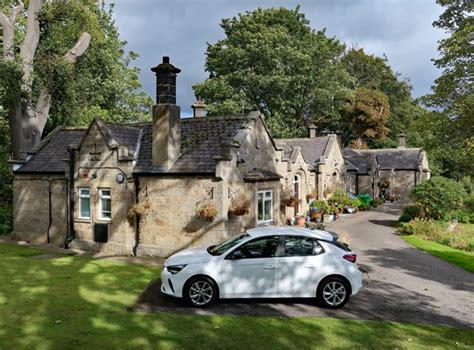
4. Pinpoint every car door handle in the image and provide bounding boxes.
[304,266,315,268]
[263,266,276,270]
